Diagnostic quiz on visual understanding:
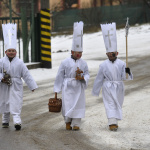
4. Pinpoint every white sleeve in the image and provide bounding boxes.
[0,60,3,82]
[53,62,65,93]
[92,65,104,97]
[82,63,90,89]
[21,63,38,90]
